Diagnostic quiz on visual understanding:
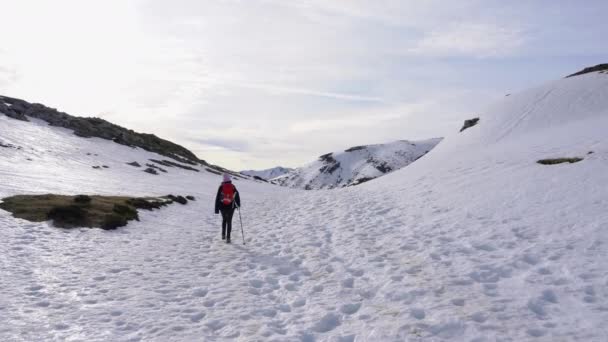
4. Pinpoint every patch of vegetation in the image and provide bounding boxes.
[112,204,139,221]
[74,195,92,204]
[0,194,189,229]
[48,205,89,227]
[101,213,128,230]
[537,157,583,165]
